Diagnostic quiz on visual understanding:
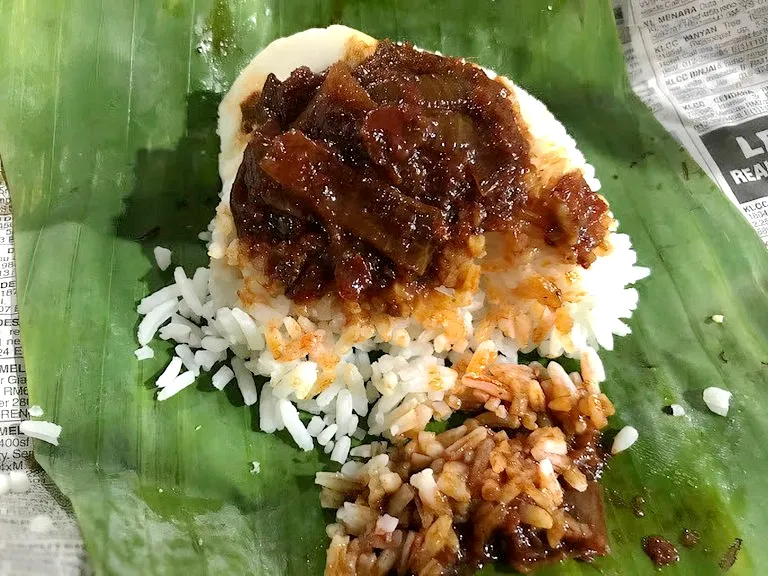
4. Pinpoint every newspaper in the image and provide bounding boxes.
[1,2,767,574]
[615,0,768,246]
[0,165,87,575]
